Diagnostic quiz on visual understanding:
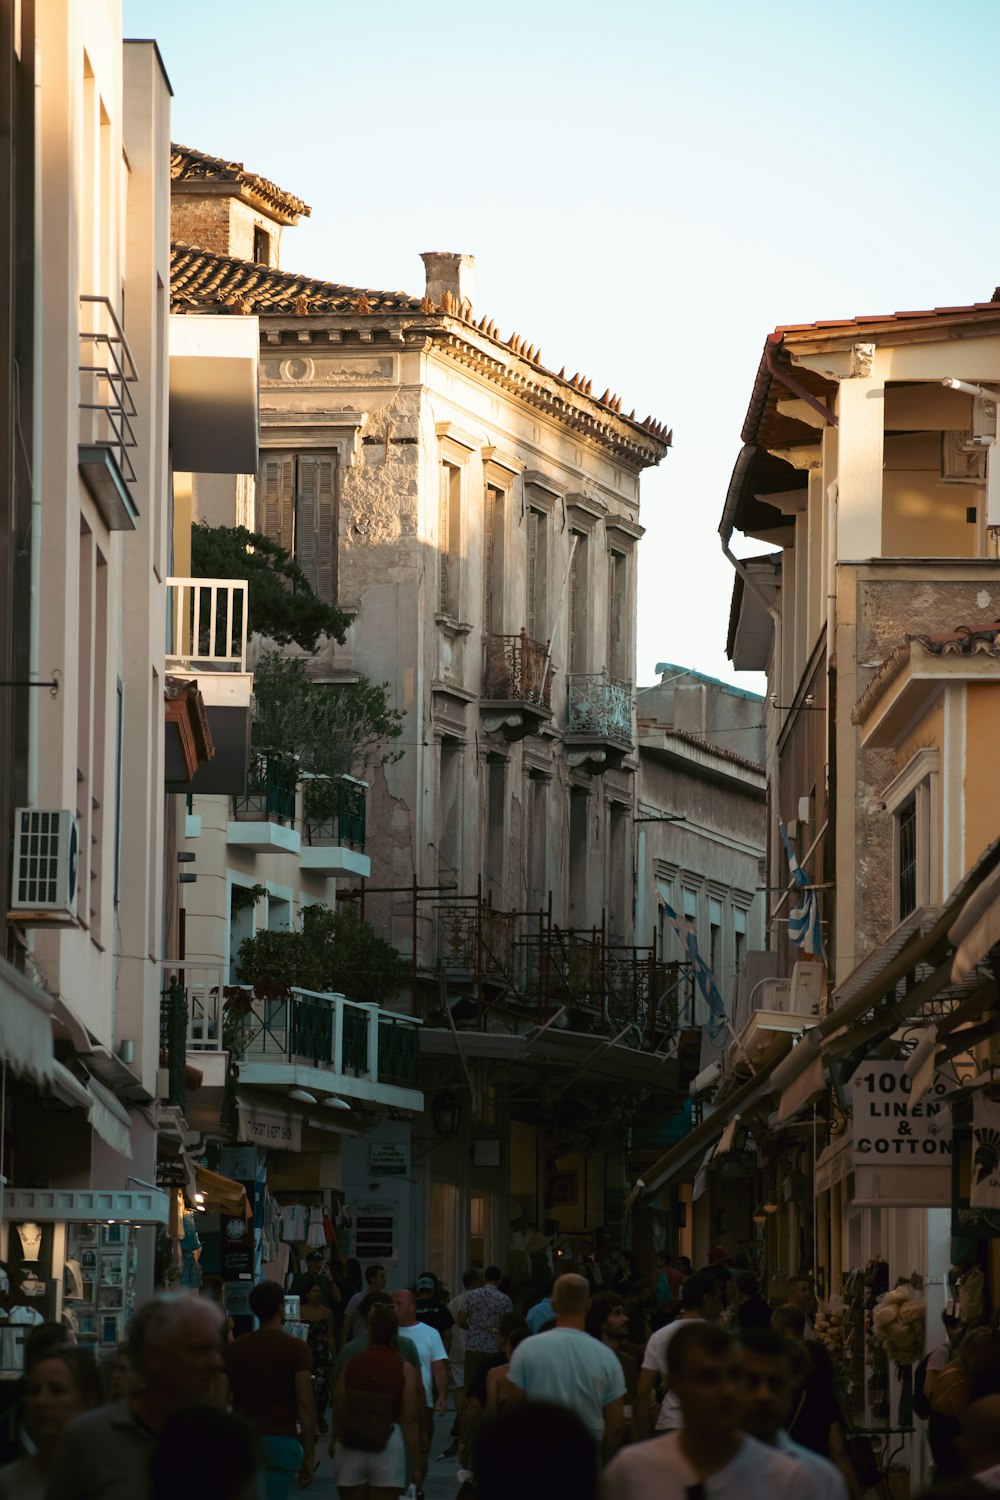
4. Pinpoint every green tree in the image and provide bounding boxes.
[191,523,349,652]
[235,904,406,1007]
[252,650,404,803]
